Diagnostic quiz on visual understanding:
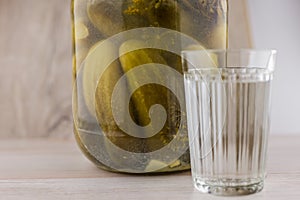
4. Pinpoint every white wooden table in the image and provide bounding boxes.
[0,135,299,200]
